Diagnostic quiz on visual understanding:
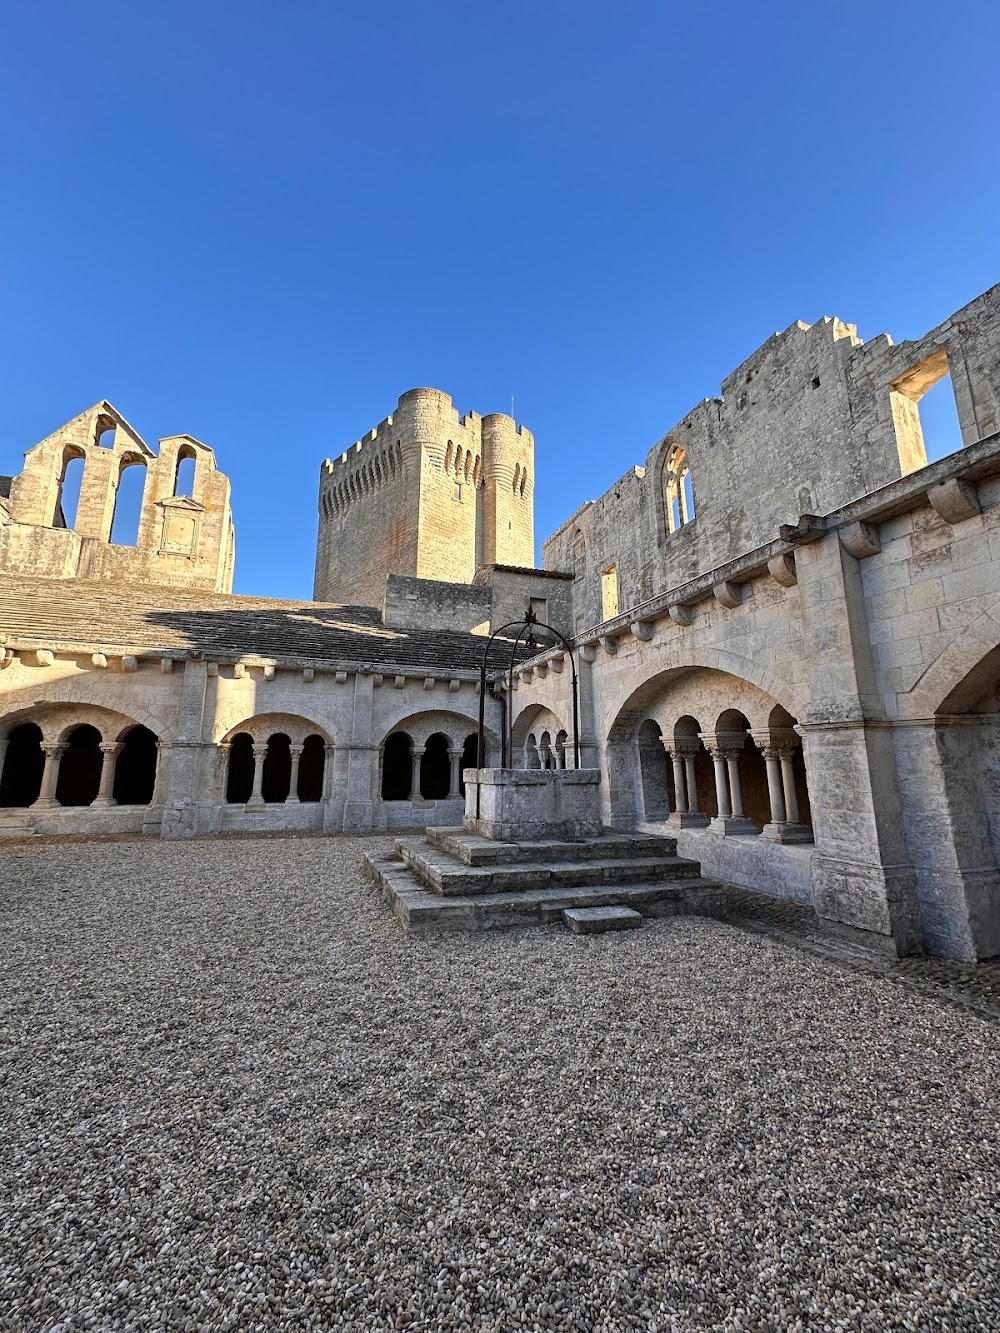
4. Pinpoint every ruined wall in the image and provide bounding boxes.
[314,388,534,608]
[0,402,235,592]
[544,284,1000,632]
